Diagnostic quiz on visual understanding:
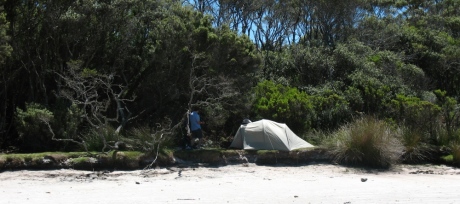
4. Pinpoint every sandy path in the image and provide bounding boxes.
[1,164,460,204]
